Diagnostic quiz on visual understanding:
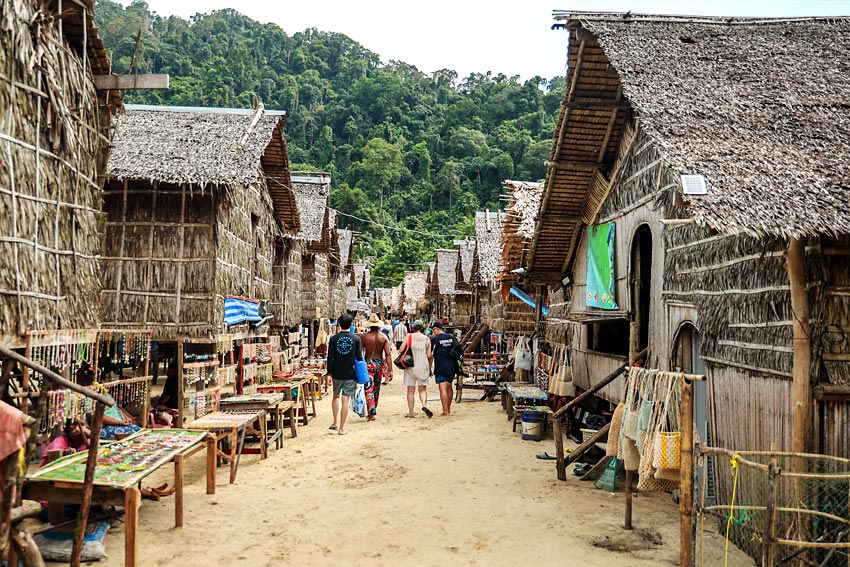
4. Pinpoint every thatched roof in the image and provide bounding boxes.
[456,239,476,285]
[375,287,393,309]
[435,249,459,295]
[403,271,427,313]
[502,181,543,276]
[391,285,402,312]
[338,229,354,273]
[529,13,850,279]
[289,173,330,244]
[353,263,367,295]
[475,211,505,284]
[109,105,300,231]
